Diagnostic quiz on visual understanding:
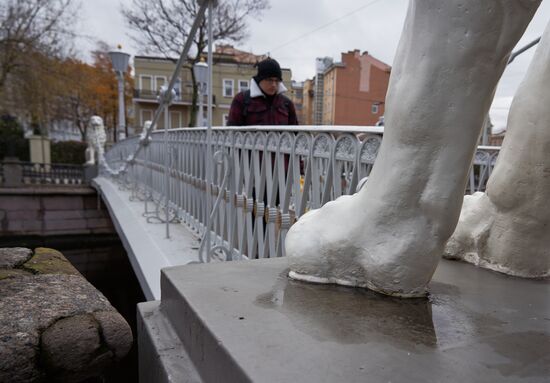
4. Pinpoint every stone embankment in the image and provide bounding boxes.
[0,247,132,382]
